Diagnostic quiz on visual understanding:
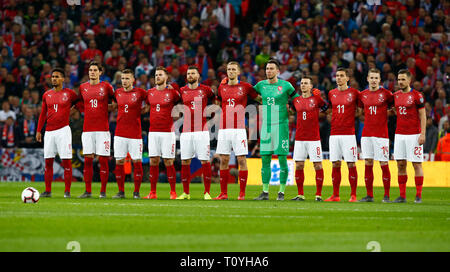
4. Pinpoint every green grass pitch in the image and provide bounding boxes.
[0,181,449,252]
